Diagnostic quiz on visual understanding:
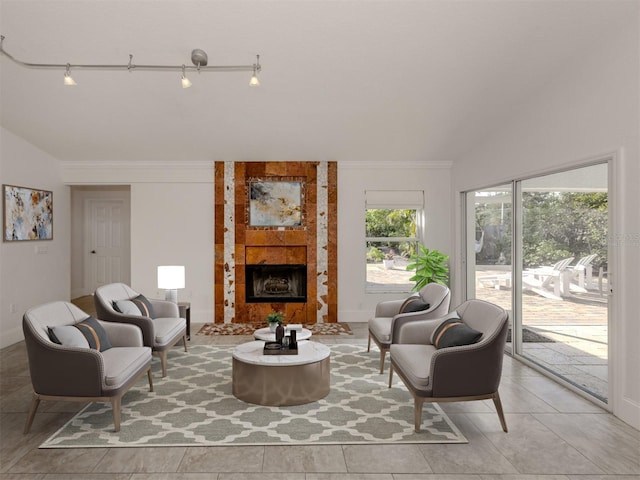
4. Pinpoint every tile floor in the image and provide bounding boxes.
[1,322,638,479]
